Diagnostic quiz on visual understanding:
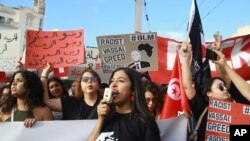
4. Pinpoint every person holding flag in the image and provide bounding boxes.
[180,40,232,141]
[159,46,191,119]
[180,35,250,140]
[183,0,212,139]
[159,0,210,120]
[187,0,211,96]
